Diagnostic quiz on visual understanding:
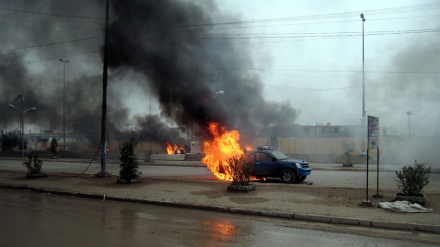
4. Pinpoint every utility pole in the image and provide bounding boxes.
[97,0,110,177]
[20,98,24,156]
